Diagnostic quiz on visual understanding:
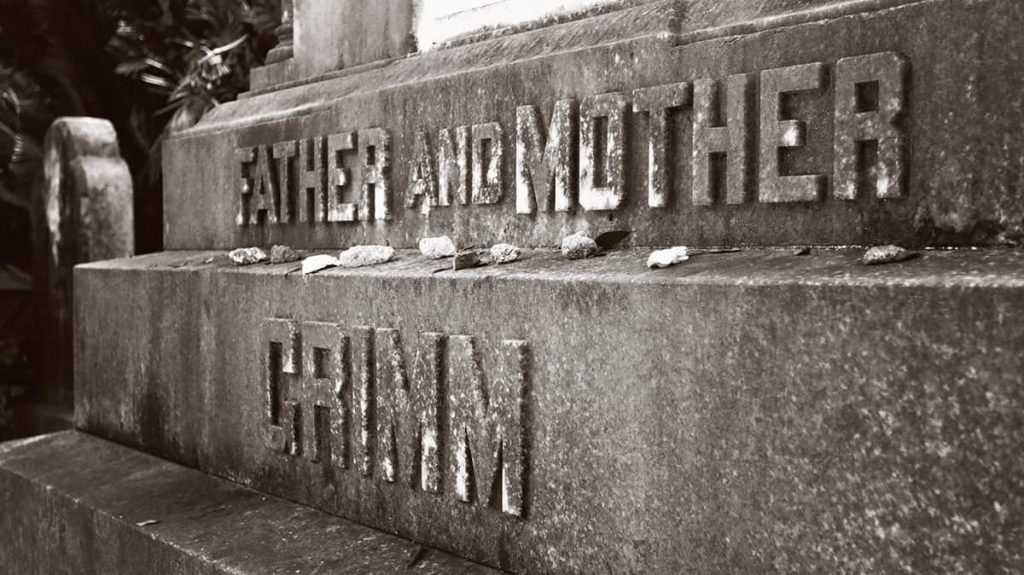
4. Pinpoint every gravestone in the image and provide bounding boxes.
[5,0,1024,572]
[25,117,133,435]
